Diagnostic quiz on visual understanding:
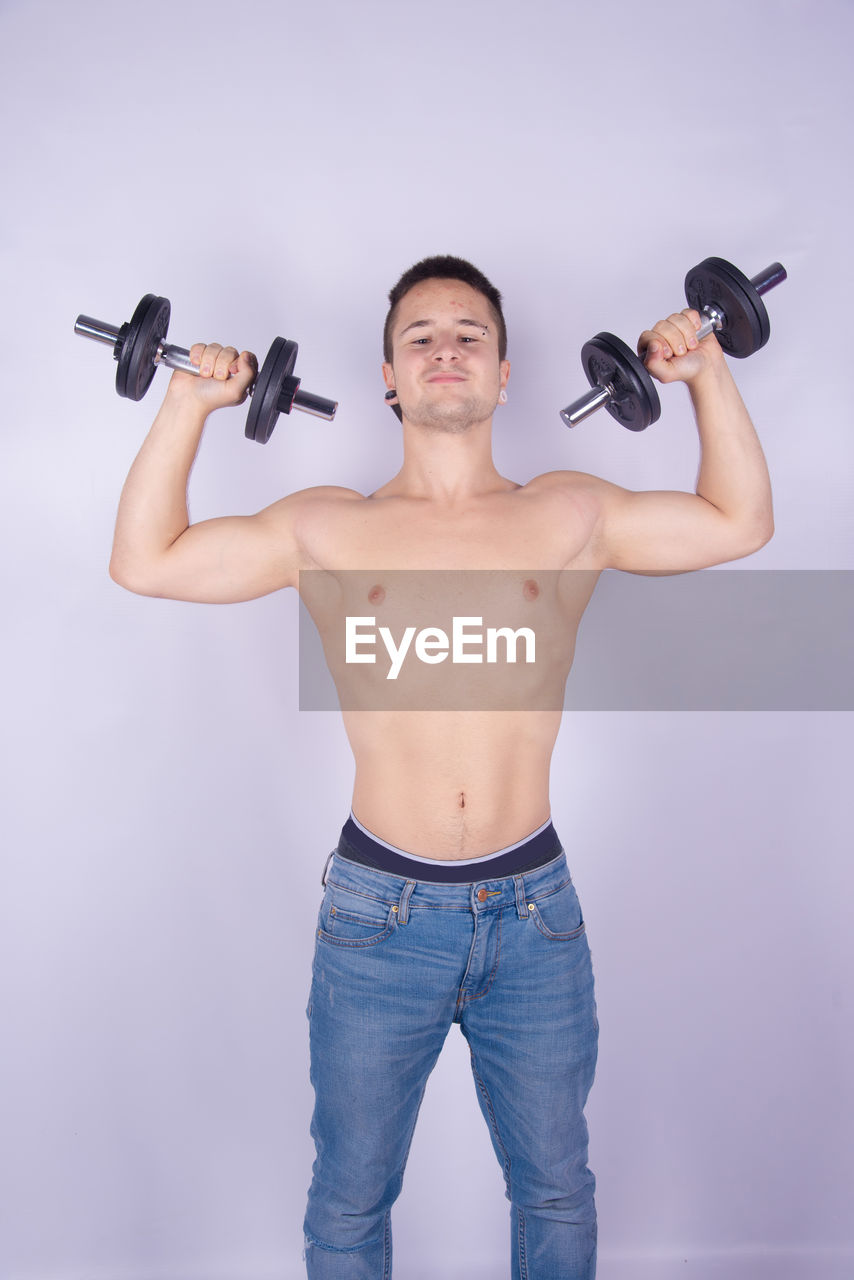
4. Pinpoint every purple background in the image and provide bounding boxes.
[2,1,852,1277]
